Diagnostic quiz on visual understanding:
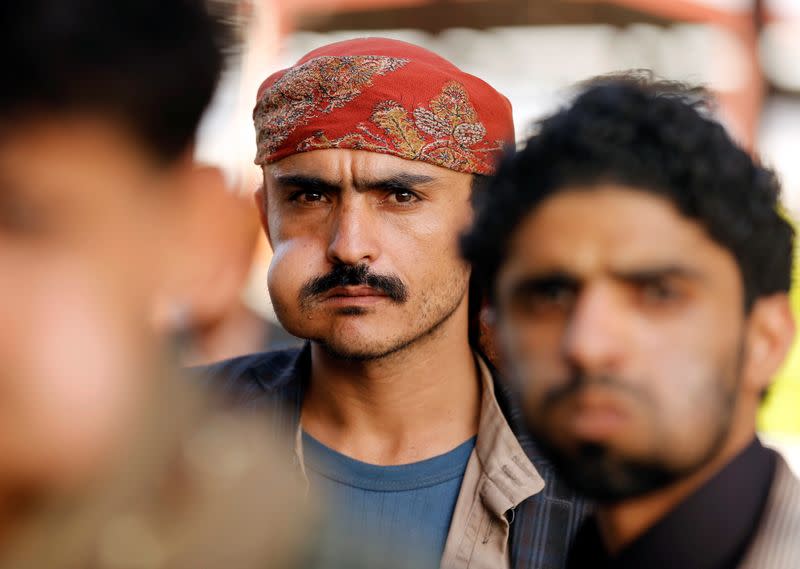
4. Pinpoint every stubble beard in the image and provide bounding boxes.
[317,292,465,362]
